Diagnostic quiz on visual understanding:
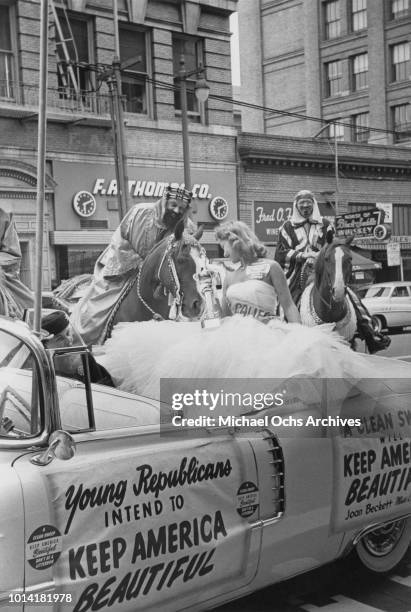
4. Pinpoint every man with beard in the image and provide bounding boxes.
[70,185,193,345]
